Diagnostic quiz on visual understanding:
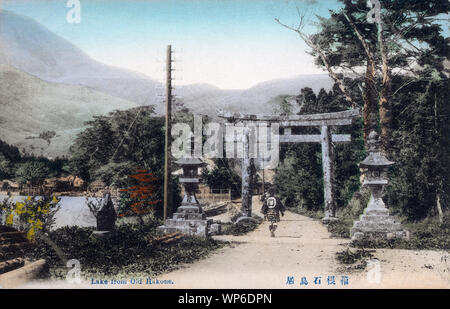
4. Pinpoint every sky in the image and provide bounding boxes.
[0,0,343,89]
